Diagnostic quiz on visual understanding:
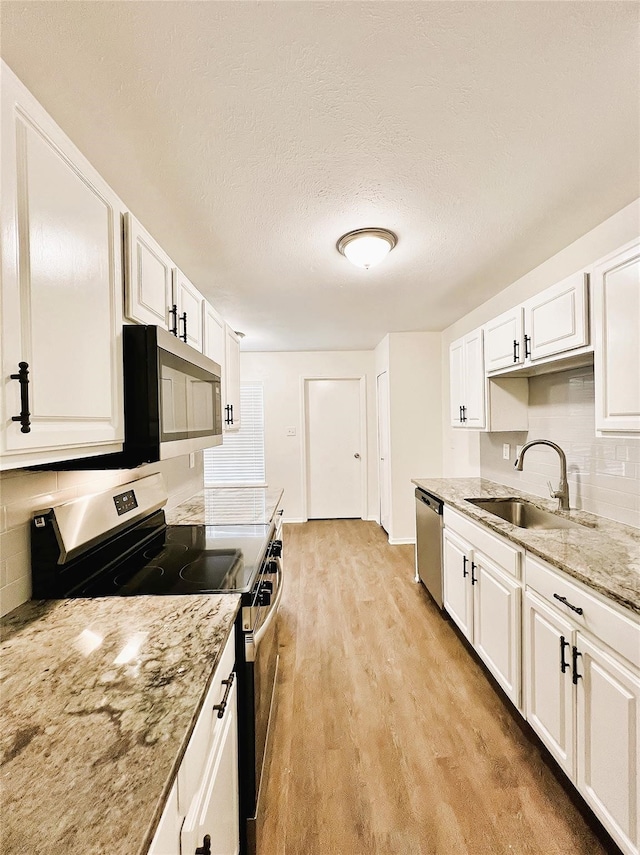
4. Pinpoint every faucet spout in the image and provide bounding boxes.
[514,440,570,511]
